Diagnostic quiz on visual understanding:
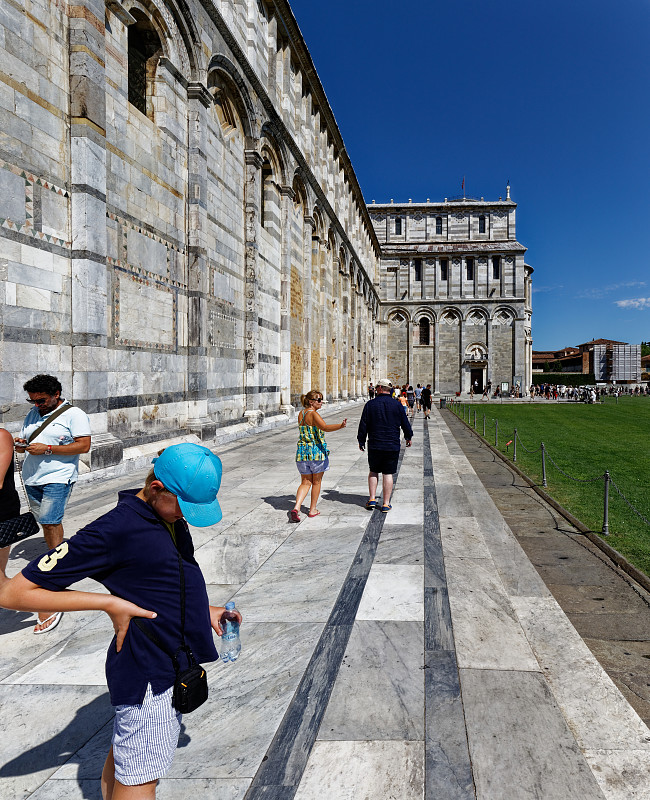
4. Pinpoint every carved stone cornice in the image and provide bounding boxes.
[186,81,211,106]
[279,186,296,200]
[105,0,136,25]
[244,150,264,169]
